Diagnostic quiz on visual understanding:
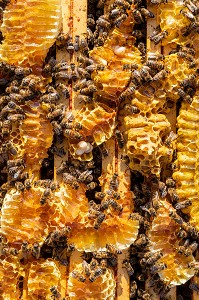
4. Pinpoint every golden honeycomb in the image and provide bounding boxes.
[158,2,190,46]
[0,0,61,73]
[173,92,199,231]
[123,113,173,176]
[148,200,195,286]
[0,255,21,299]
[27,259,61,299]
[67,262,116,300]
